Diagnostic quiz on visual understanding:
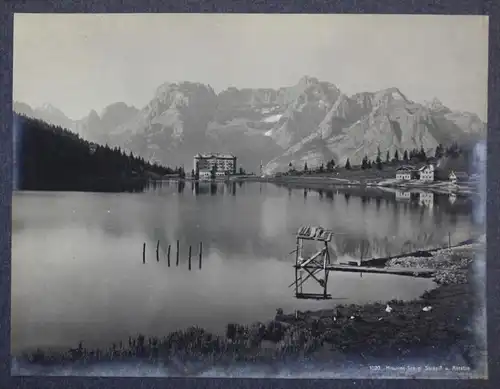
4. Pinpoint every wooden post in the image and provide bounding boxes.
[176,240,180,266]
[142,242,146,264]
[295,237,299,296]
[156,240,160,262]
[323,270,329,299]
[199,242,203,269]
[448,232,451,249]
[167,244,171,267]
[188,246,192,270]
